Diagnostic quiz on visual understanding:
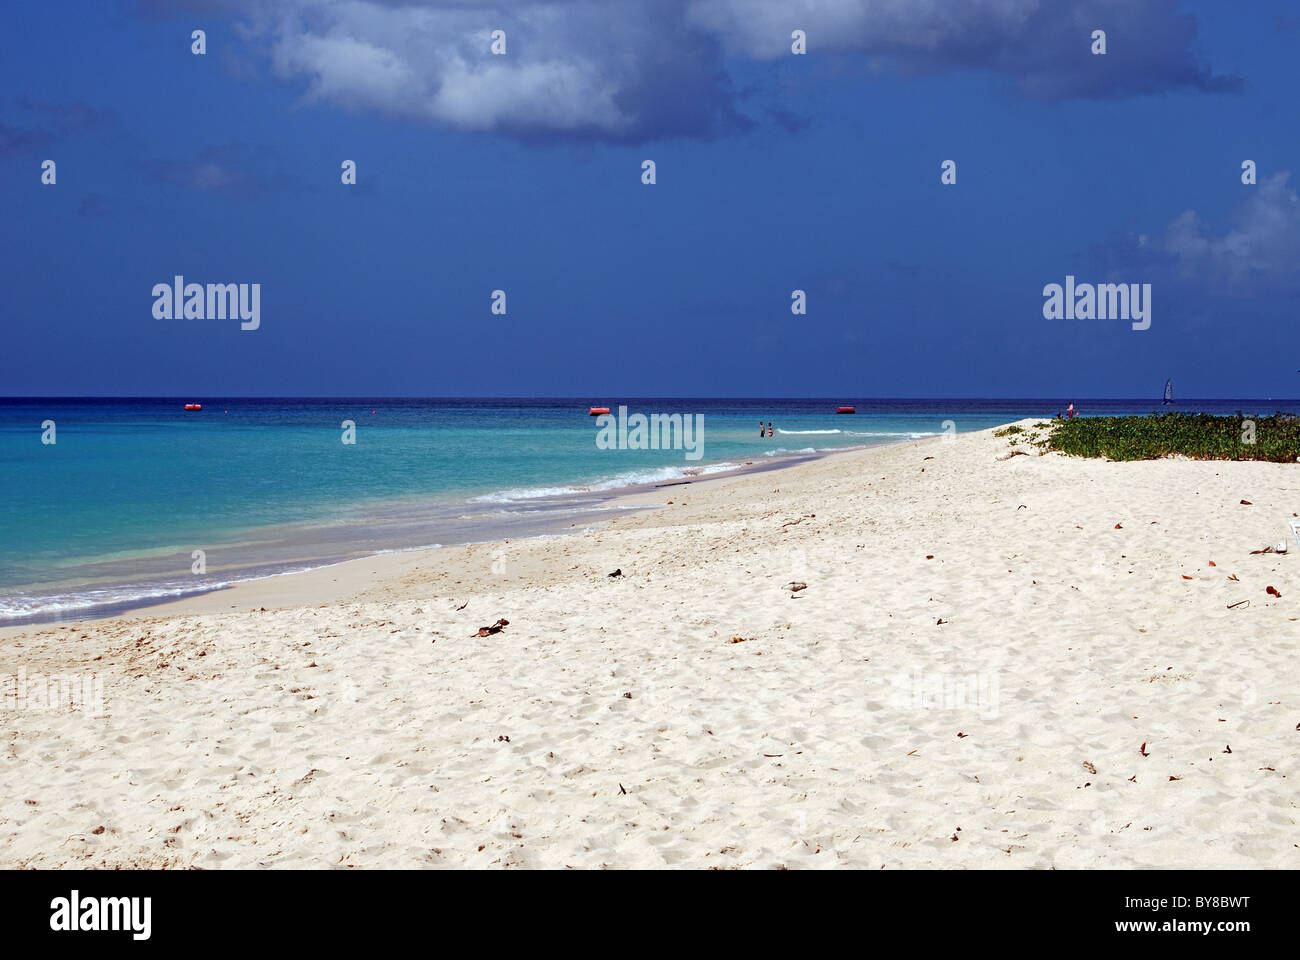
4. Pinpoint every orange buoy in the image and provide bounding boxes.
[184,403,202,411]
[589,407,611,416]
[836,406,855,414]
